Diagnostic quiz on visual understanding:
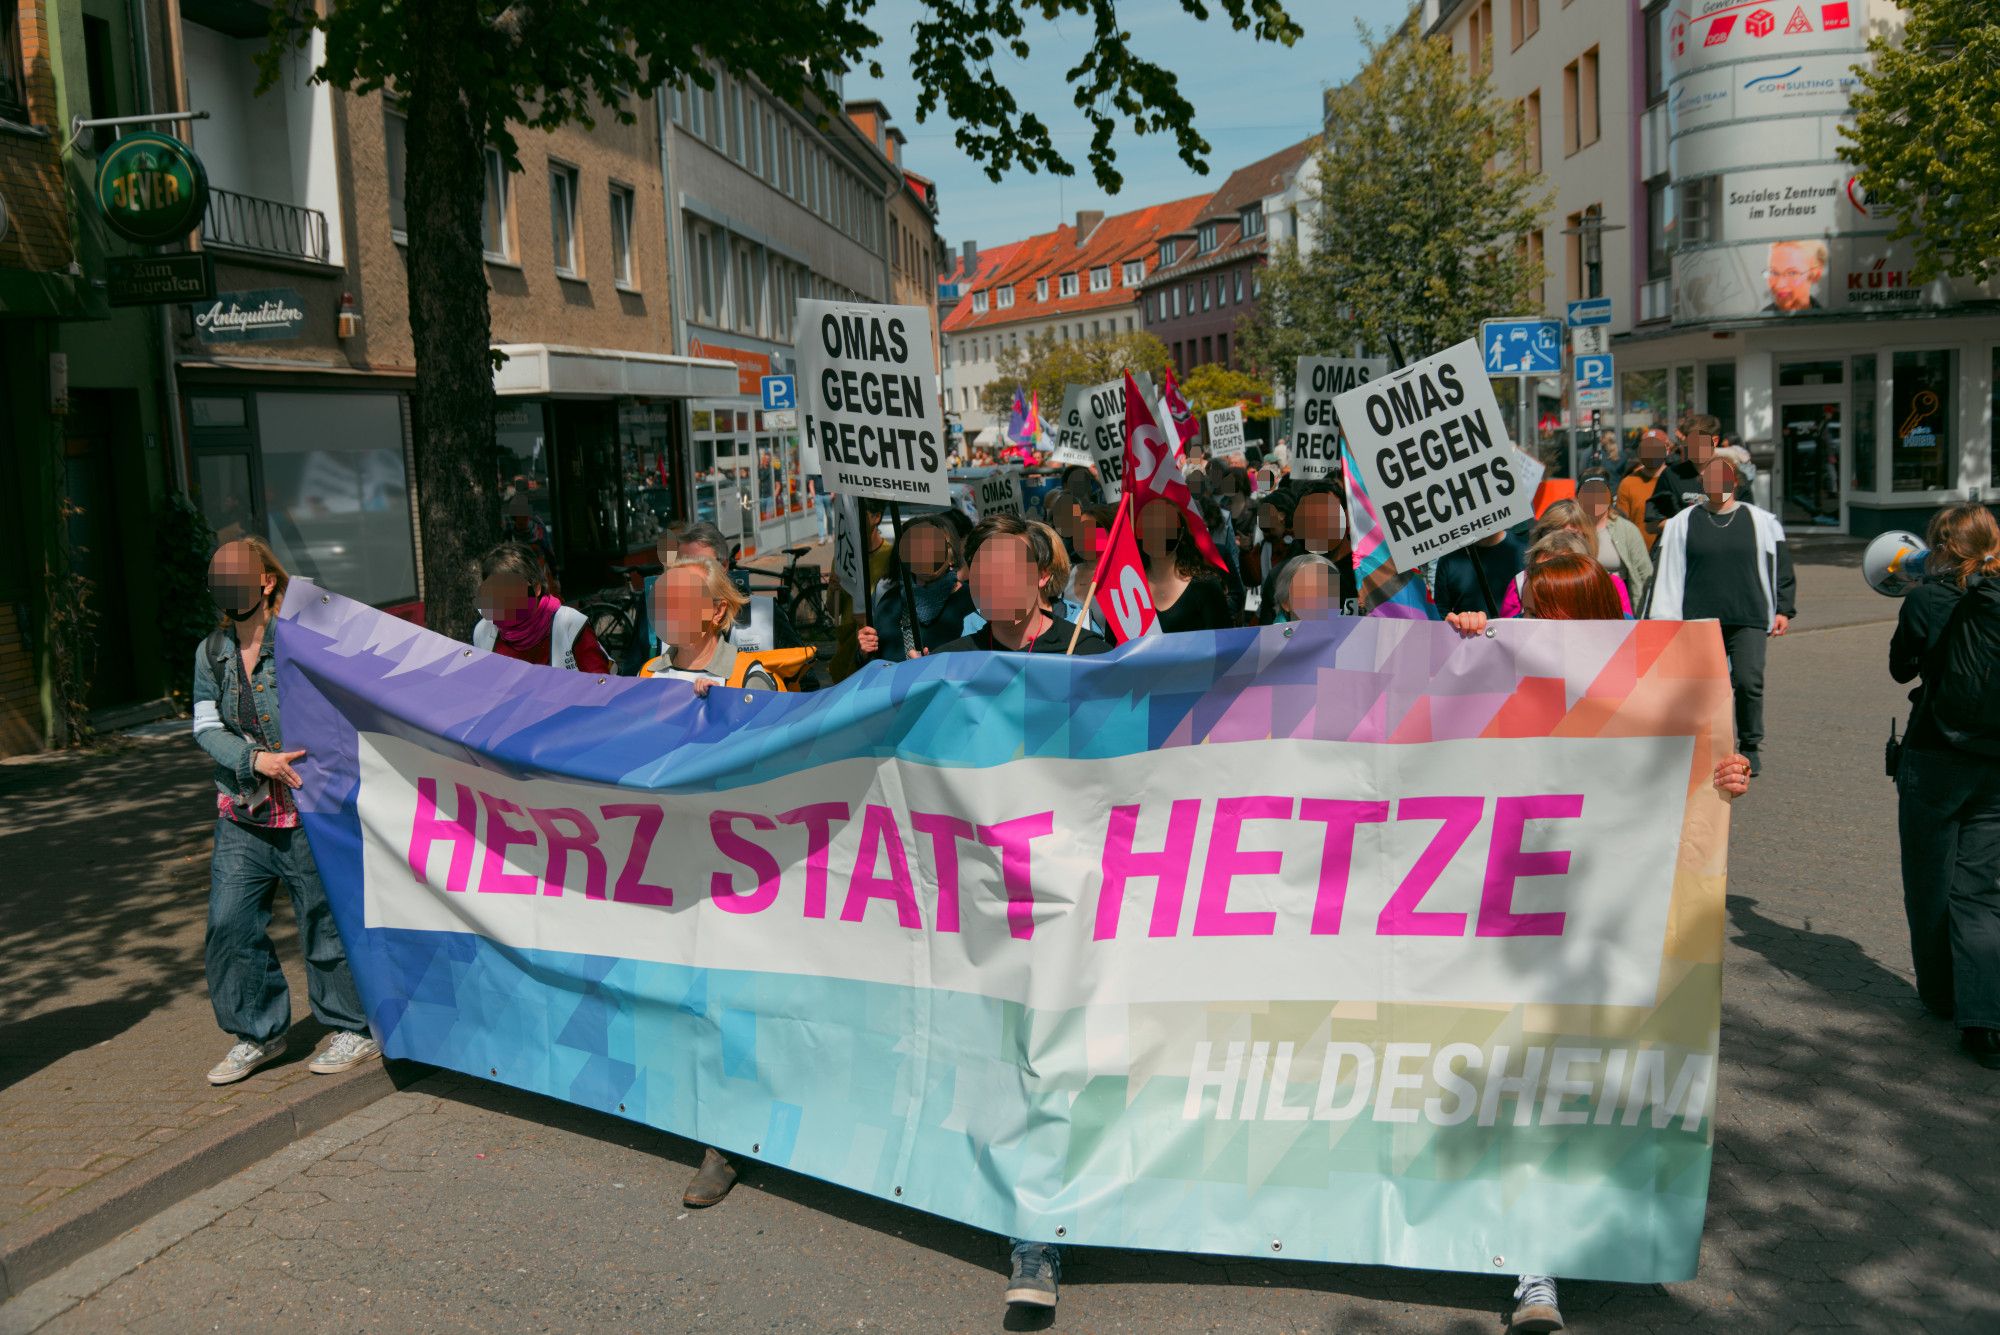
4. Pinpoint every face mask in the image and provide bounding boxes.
[224,603,259,622]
